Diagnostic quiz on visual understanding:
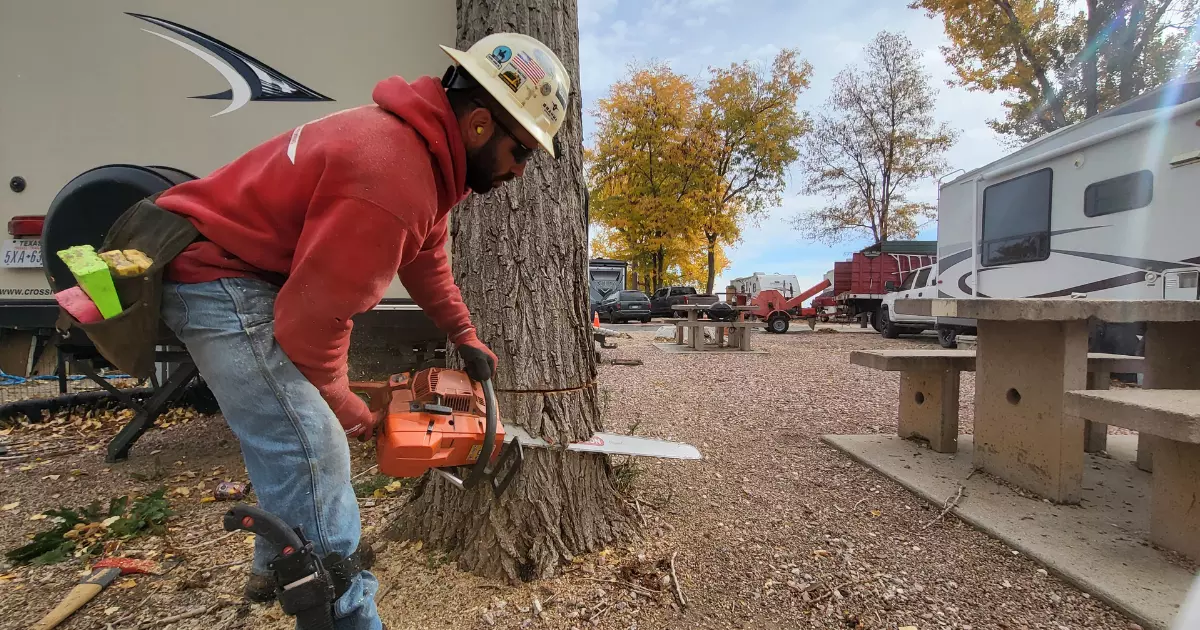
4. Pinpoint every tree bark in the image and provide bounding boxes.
[705,233,717,295]
[1084,0,1101,118]
[394,0,635,582]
